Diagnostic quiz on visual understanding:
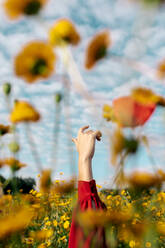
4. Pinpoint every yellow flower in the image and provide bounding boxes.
[121,190,126,196]
[45,221,51,226]
[15,41,56,83]
[156,222,165,235]
[129,240,136,248]
[145,242,151,248]
[59,235,66,242]
[63,220,70,229]
[60,214,69,221]
[40,169,52,193]
[127,171,161,188]
[4,0,47,20]
[4,157,26,171]
[53,220,58,227]
[37,244,46,248]
[107,195,112,200]
[49,18,80,46]
[96,184,102,189]
[10,100,40,123]
[0,207,34,239]
[30,229,53,240]
[85,30,111,70]
[131,87,159,105]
